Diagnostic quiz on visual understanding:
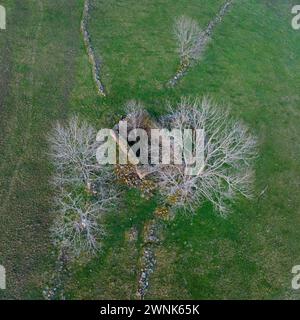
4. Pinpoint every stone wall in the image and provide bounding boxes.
[81,0,106,96]
[137,220,160,299]
[168,0,234,87]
